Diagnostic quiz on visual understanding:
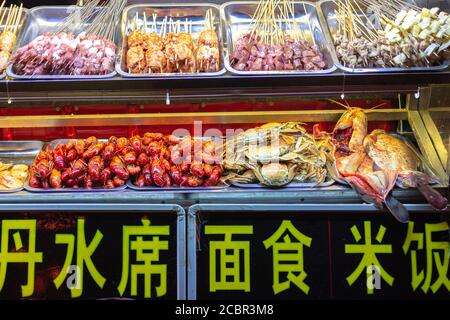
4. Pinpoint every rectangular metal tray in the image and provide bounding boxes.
[317,0,450,73]
[0,140,43,193]
[231,178,335,189]
[117,3,226,78]
[6,6,121,80]
[25,138,126,192]
[127,179,228,191]
[0,7,29,79]
[221,1,337,76]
